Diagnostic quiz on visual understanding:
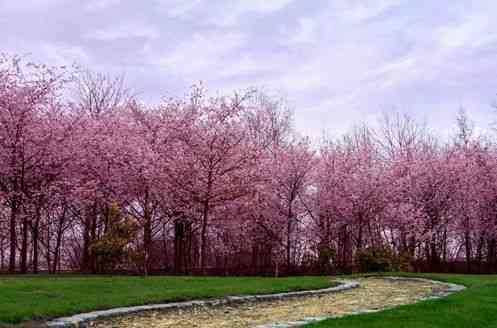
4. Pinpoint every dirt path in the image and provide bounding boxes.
[92,277,451,328]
